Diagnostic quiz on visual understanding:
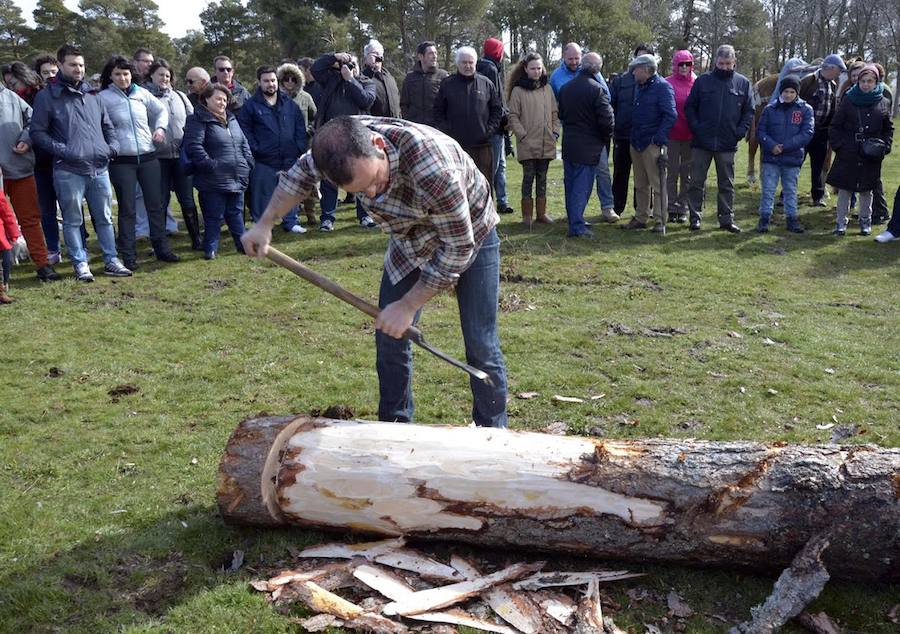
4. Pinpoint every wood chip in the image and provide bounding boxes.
[293,580,364,620]
[485,584,545,633]
[729,533,831,634]
[448,554,482,579]
[373,548,464,581]
[297,537,406,560]
[383,561,544,616]
[249,579,270,592]
[796,611,843,634]
[406,608,519,634]
[552,394,585,403]
[297,613,338,632]
[513,570,643,591]
[539,592,578,625]
[516,391,540,399]
[353,564,415,601]
[345,613,410,633]
[573,578,603,633]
